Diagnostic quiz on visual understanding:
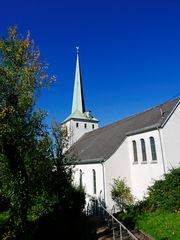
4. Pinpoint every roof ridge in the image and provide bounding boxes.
[96,97,180,131]
[77,97,180,140]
